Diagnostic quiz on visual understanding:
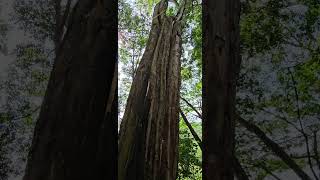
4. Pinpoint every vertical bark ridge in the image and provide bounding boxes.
[203,0,241,179]
[23,0,117,179]
[118,1,184,179]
